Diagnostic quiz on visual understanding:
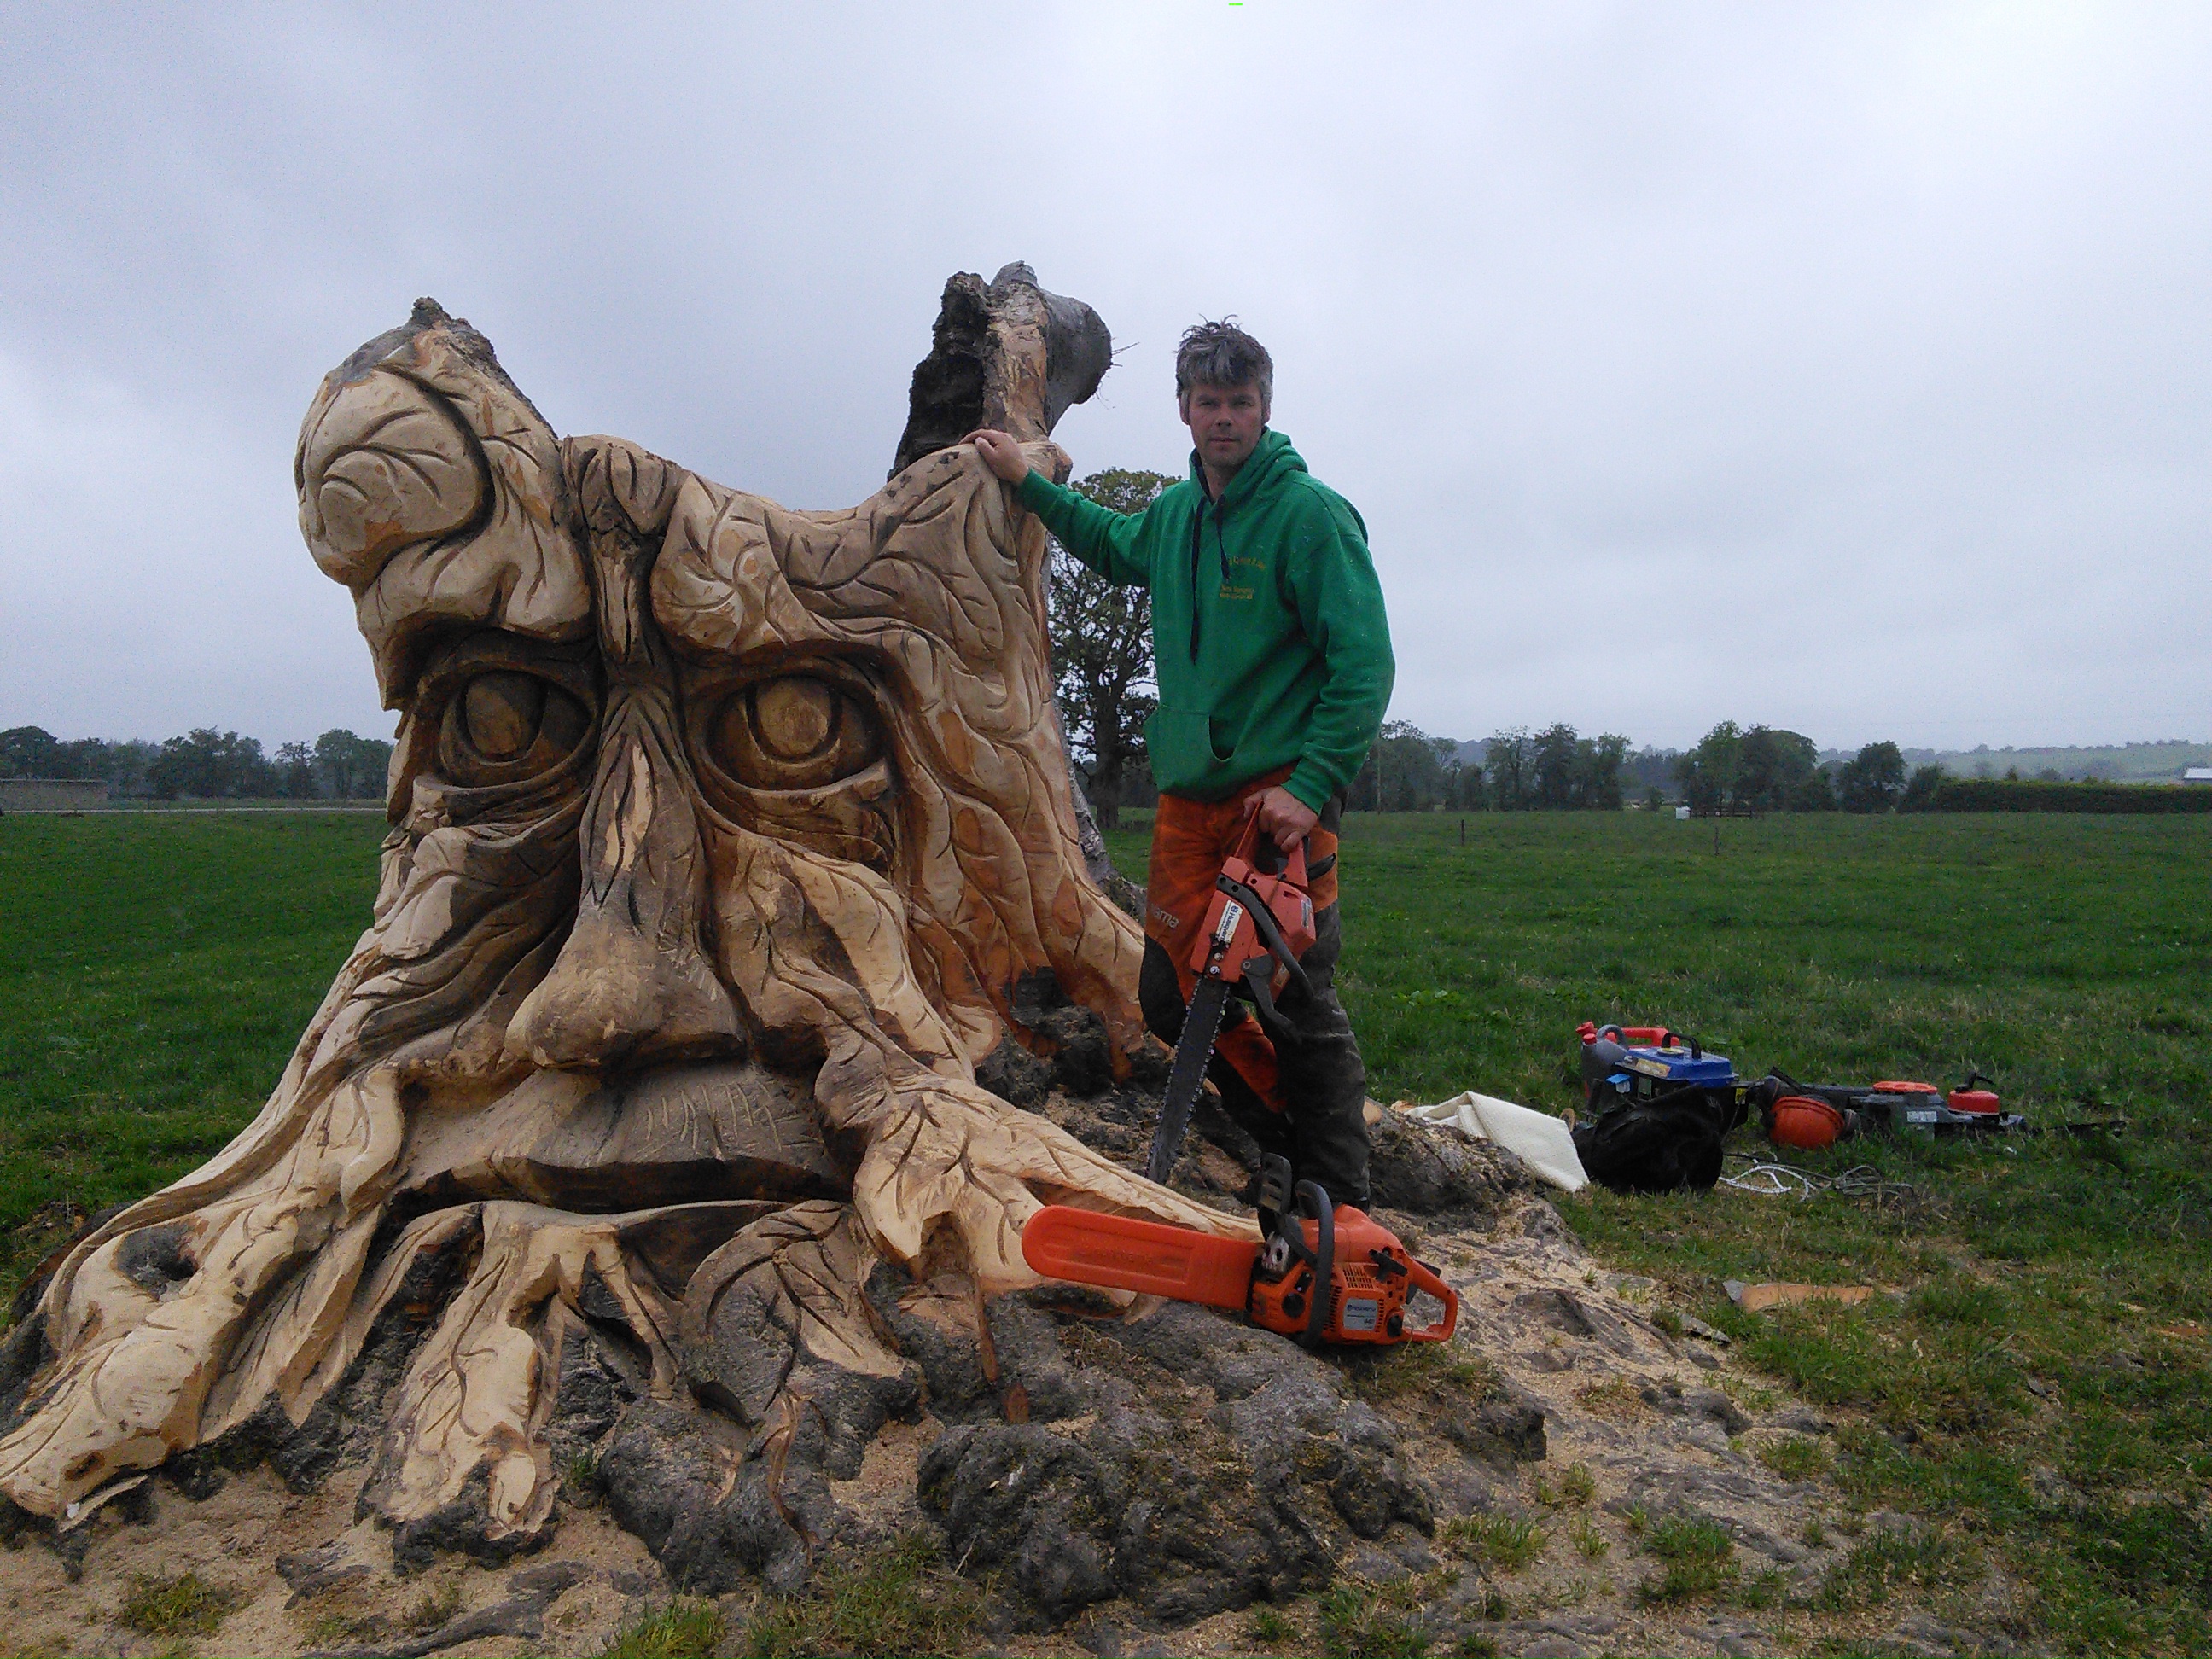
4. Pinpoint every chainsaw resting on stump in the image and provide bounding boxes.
[1022,1154,1459,1348]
